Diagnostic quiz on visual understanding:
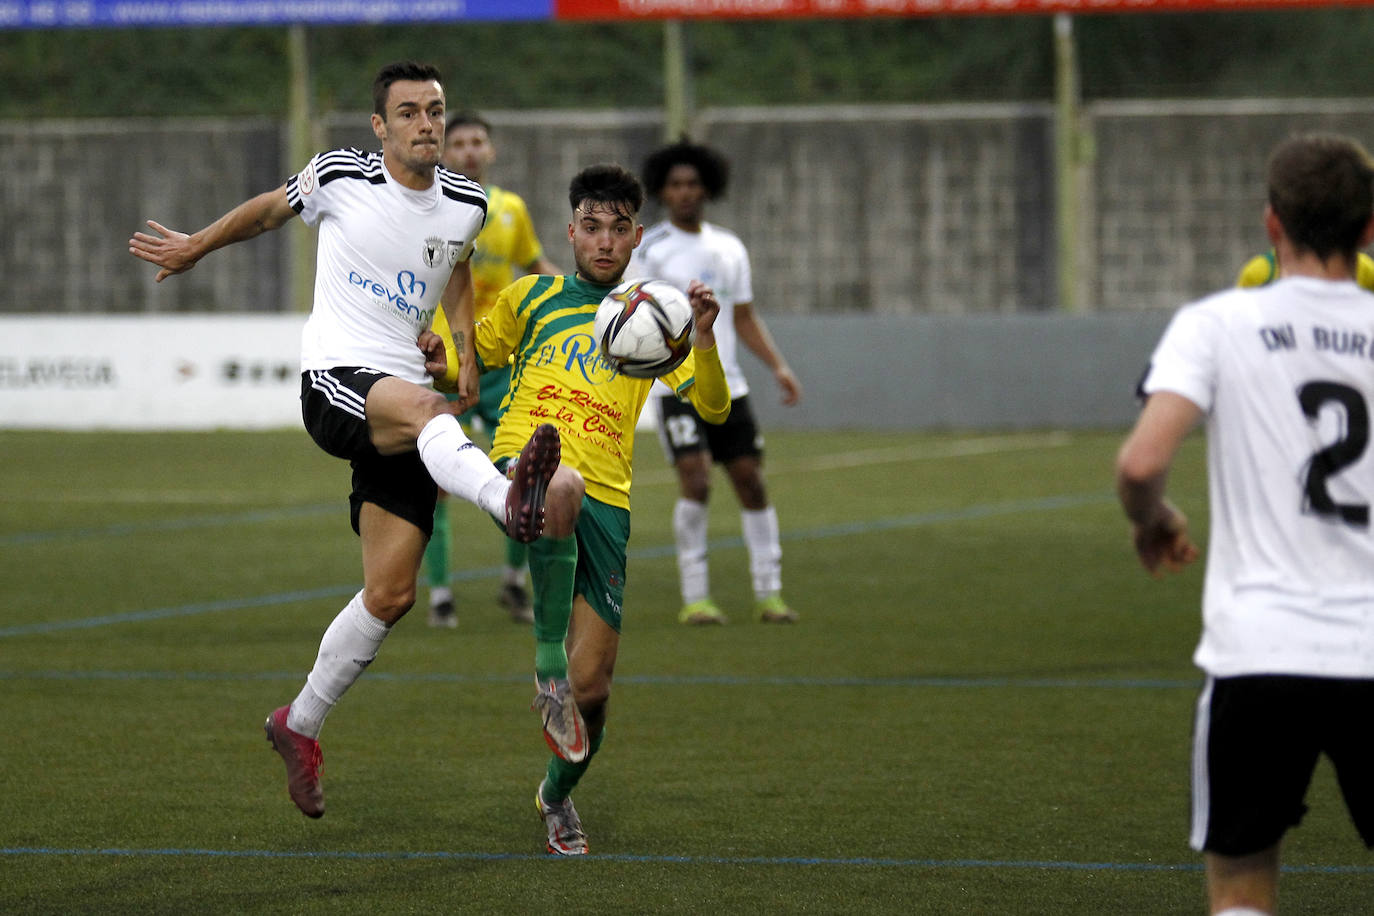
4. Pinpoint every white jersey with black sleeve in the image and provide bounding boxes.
[286,149,486,385]
[630,220,753,398]
[1142,276,1374,678]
